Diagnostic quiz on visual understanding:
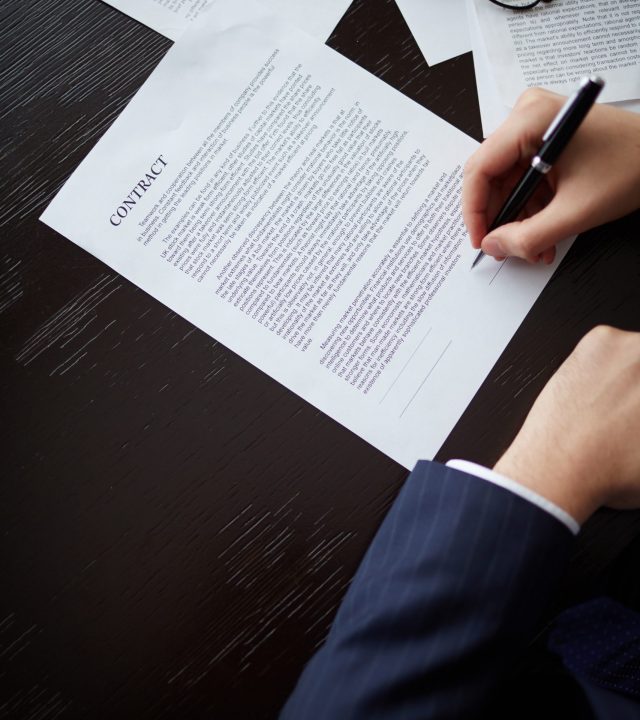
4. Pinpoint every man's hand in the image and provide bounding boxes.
[494,326,640,523]
[462,88,640,264]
